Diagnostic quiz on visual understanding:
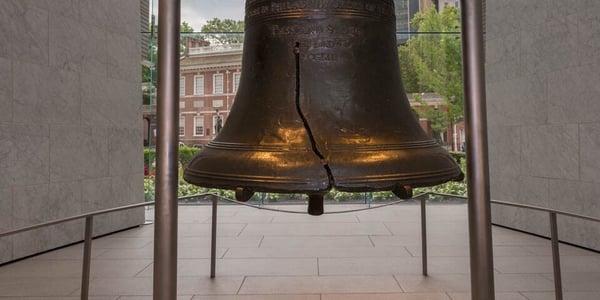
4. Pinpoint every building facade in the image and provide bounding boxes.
[178,44,243,146]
